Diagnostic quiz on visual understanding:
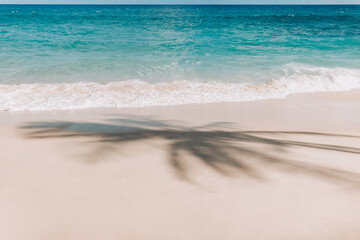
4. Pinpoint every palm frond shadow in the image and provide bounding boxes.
[21,117,360,185]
